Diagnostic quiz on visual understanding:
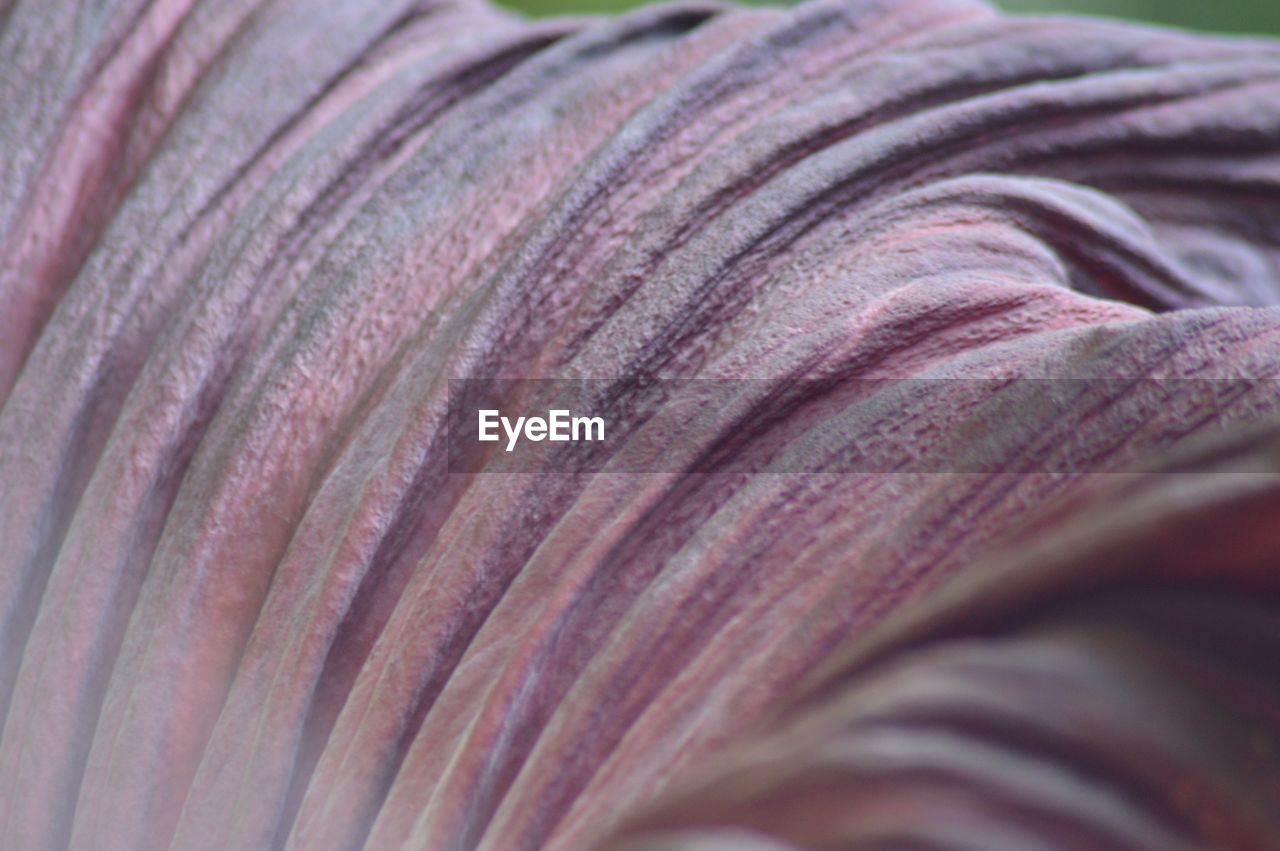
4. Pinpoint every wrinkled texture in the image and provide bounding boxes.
[1,0,1279,849]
